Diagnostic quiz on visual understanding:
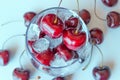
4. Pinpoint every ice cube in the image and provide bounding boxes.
[27,24,40,41]
[32,24,40,36]
[57,9,72,22]
[50,53,77,68]
[32,38,50,53]
[45,36,62,49]
[50,53,68,67]
[27,32,38,41]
